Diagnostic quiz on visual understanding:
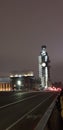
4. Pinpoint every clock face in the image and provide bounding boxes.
[42,63,46,67]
